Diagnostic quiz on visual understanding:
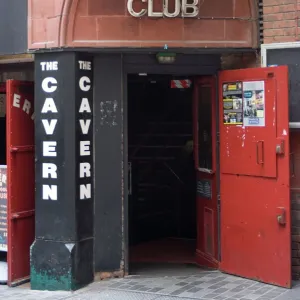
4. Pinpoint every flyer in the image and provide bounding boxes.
[222,82,243,125]
[0,166,7,252]
[243,81,265,127]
